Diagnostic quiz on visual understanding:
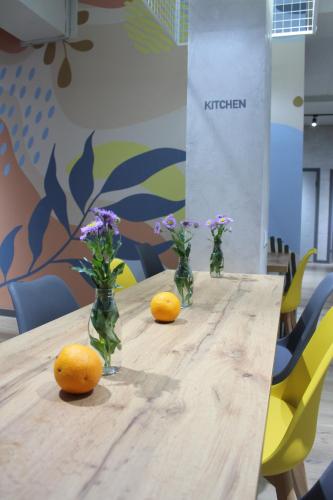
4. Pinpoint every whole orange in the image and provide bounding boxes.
[150,292,181,323]
[54,344,103,394]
